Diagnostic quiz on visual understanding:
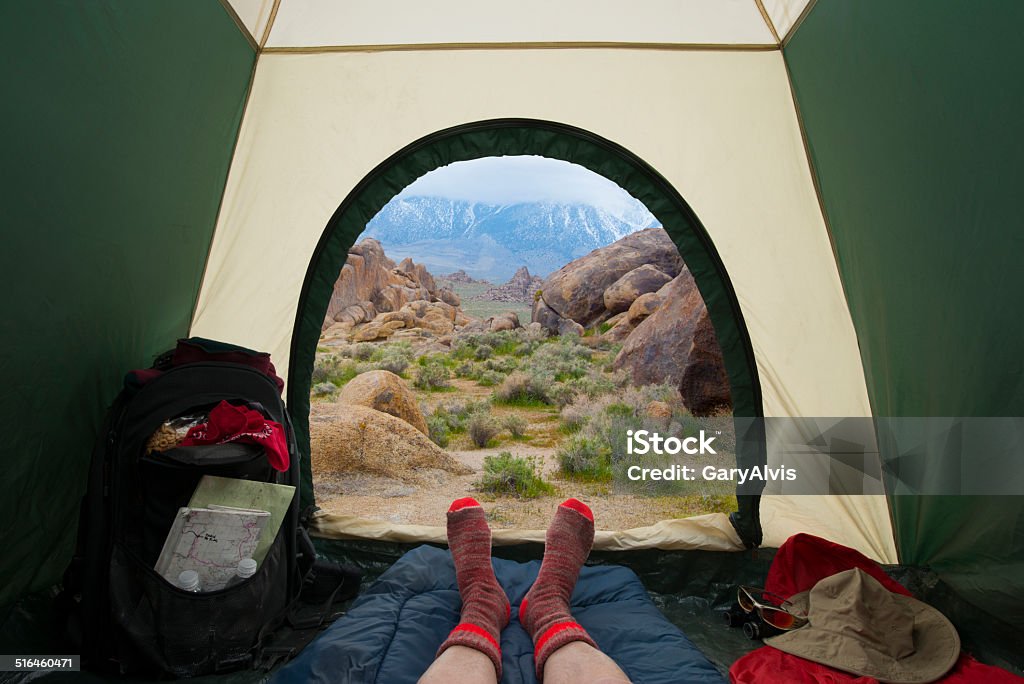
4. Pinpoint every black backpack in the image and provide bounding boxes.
[59,338,360,676]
